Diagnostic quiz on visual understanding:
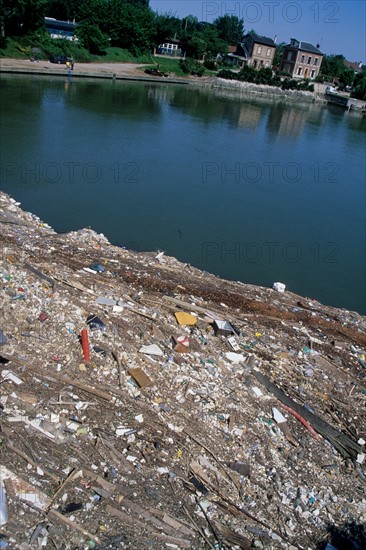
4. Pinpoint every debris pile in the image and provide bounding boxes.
[0,191,365,549]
